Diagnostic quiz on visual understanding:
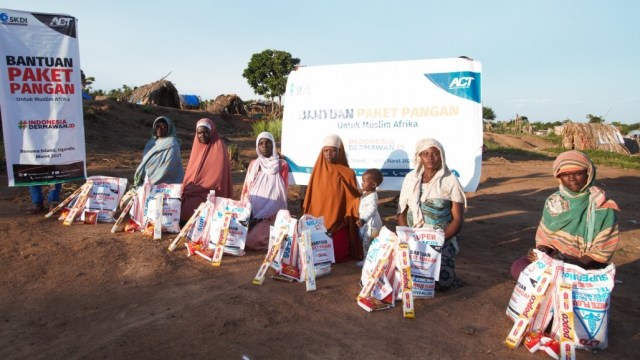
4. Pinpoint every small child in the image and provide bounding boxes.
[356,169,383,266]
